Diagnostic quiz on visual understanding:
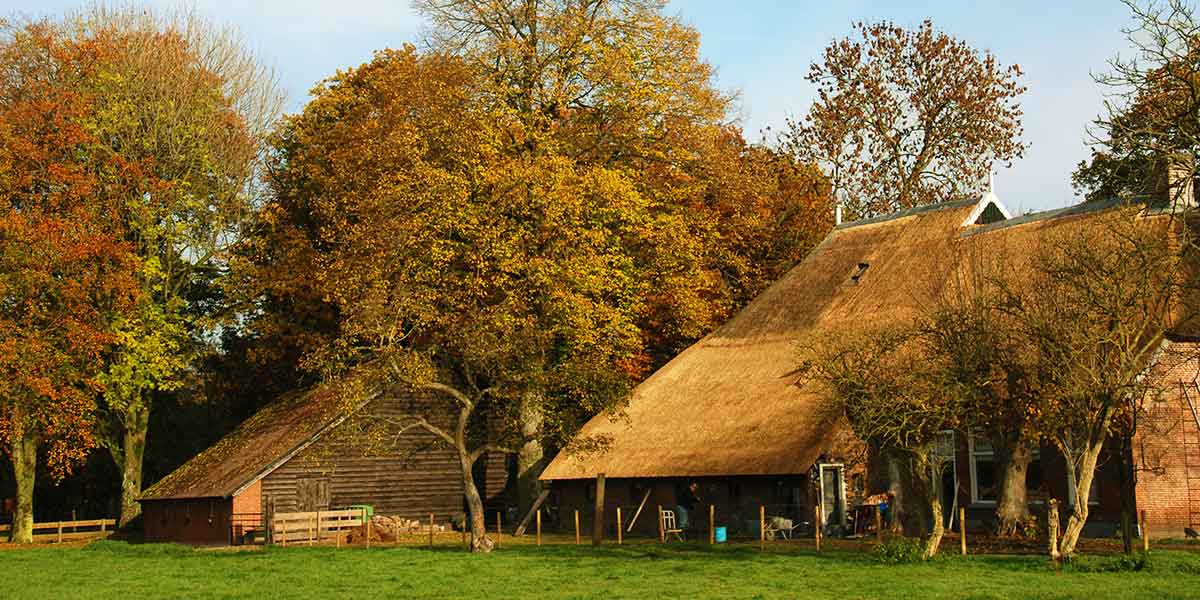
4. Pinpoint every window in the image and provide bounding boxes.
[849,262,870,284]
[968,434,998,504]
